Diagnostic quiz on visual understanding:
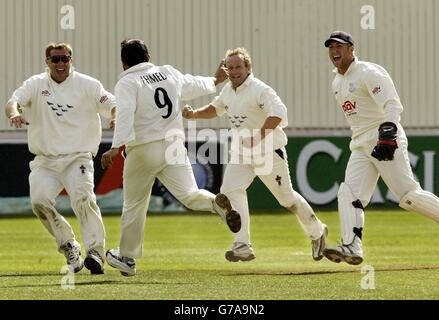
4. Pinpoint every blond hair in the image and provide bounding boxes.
[225,47,252,72]
[45,42,73,58]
